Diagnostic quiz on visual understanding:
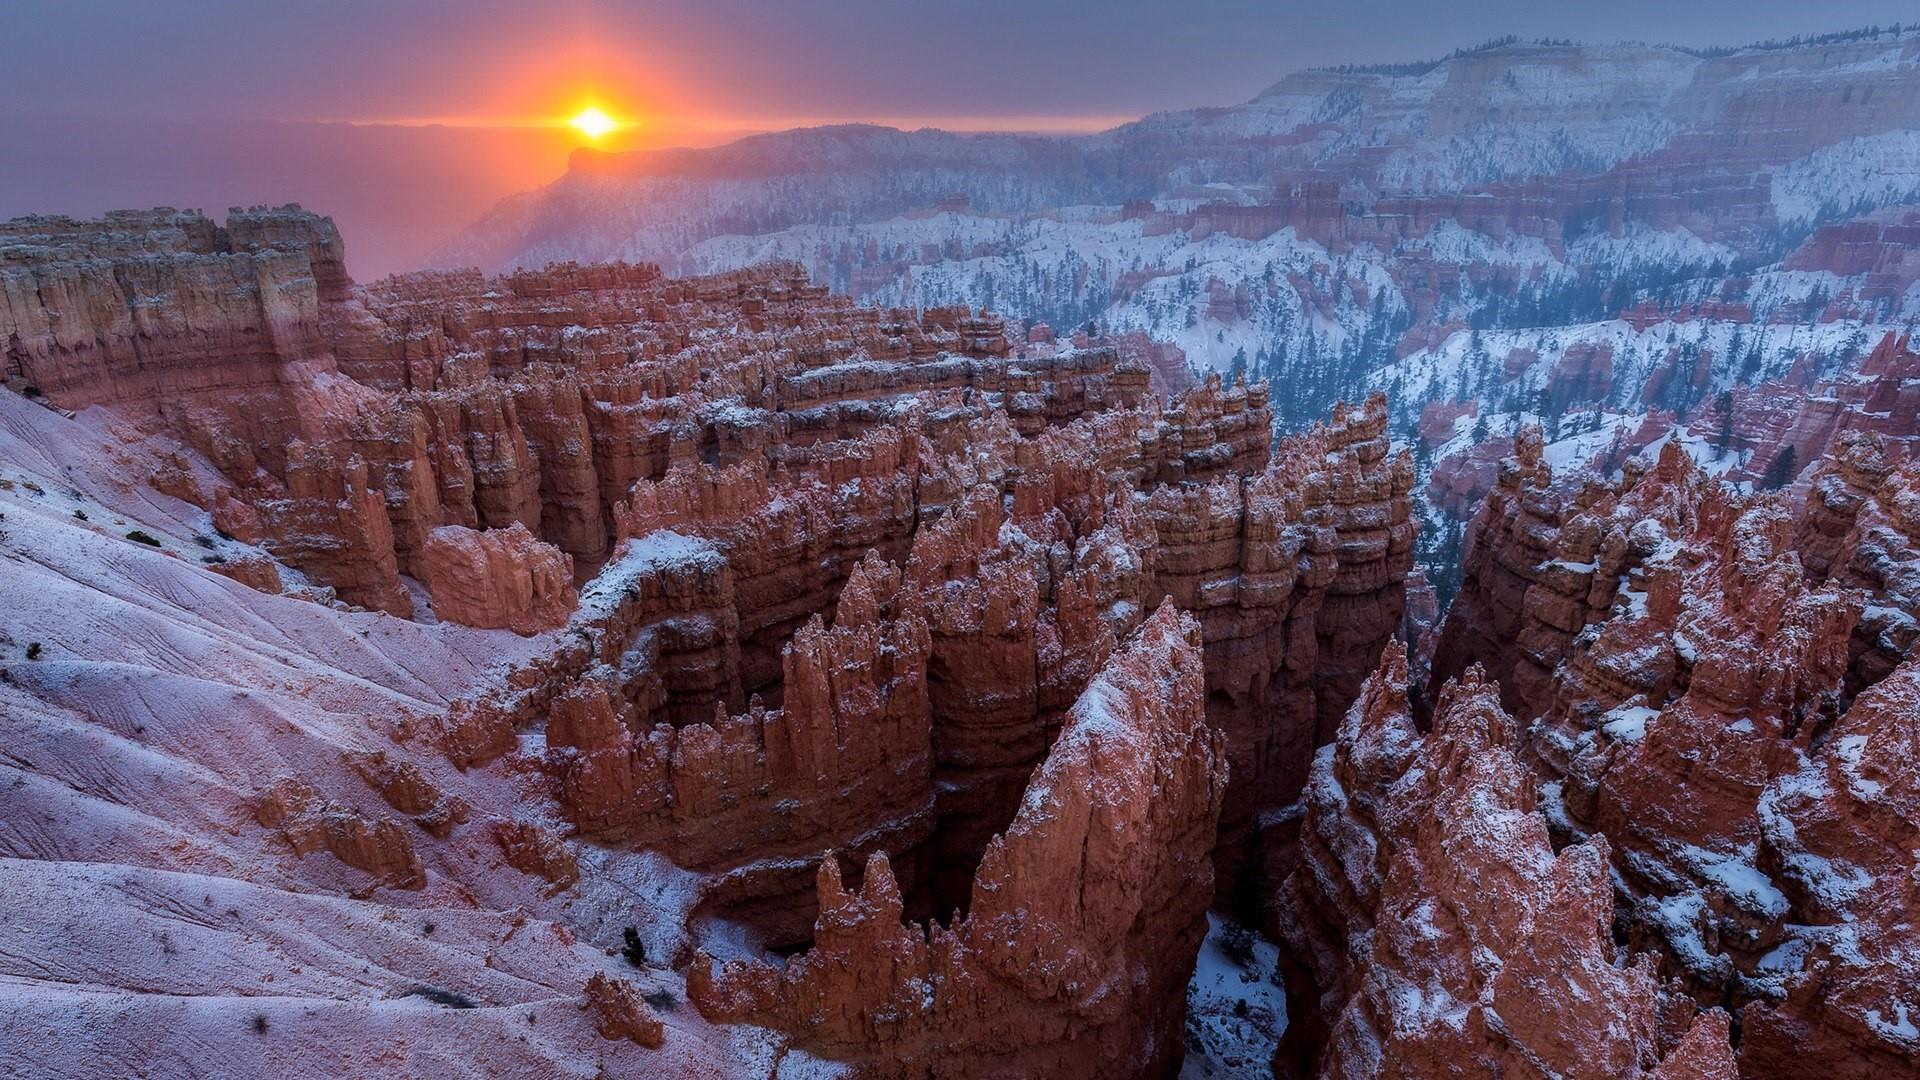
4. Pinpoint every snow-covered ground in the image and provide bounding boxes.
[1382,317,1895,424]
[0,390,828,1078]
[683,210,1389,375]
[1182,913,1289,1079]
[682,195,1919,439]
[1771,129,1920,225]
